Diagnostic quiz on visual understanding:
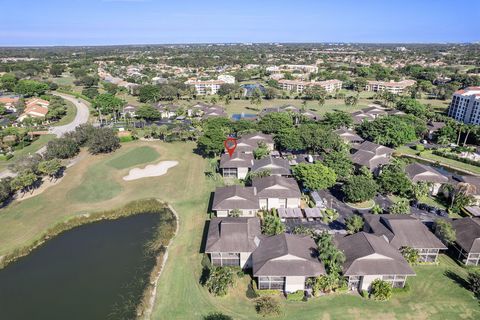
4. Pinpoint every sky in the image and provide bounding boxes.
[1,0,479,46]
